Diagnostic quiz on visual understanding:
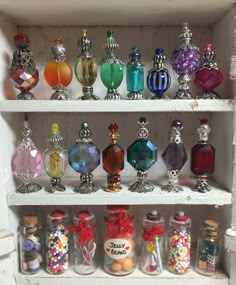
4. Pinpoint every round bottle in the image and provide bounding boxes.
[167,211,191,274]
[19,216,43,274]
[104,205,136,275]
[140,210,165,275]
[73,211,98,274]
[195,219,222,275]
[46,210,69,274]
